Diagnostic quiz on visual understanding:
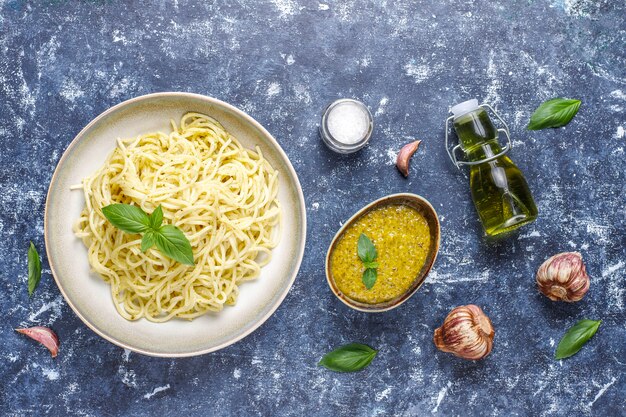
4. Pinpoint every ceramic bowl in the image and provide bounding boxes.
[325,193,440,312]
[45,92,306,357]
